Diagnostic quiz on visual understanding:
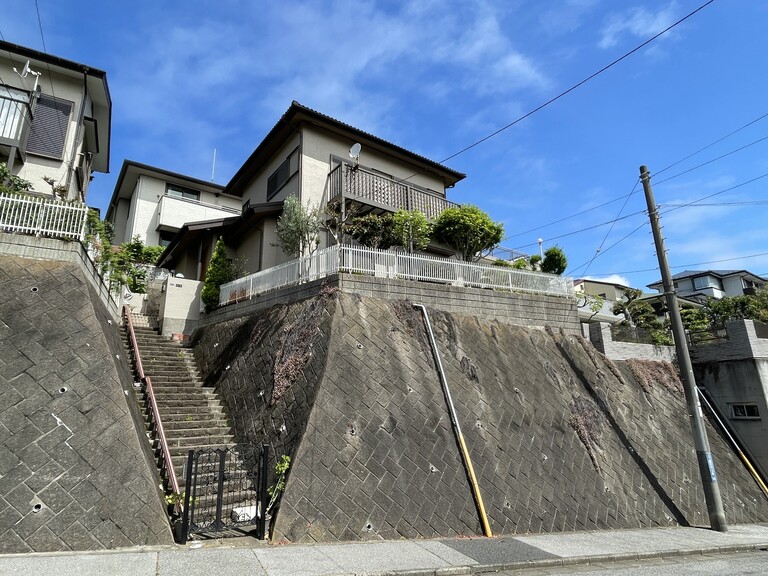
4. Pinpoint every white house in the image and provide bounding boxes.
[648,269,766,302]
[157,101,465,280]
[105,160,241,247]
[0,40,111,201]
